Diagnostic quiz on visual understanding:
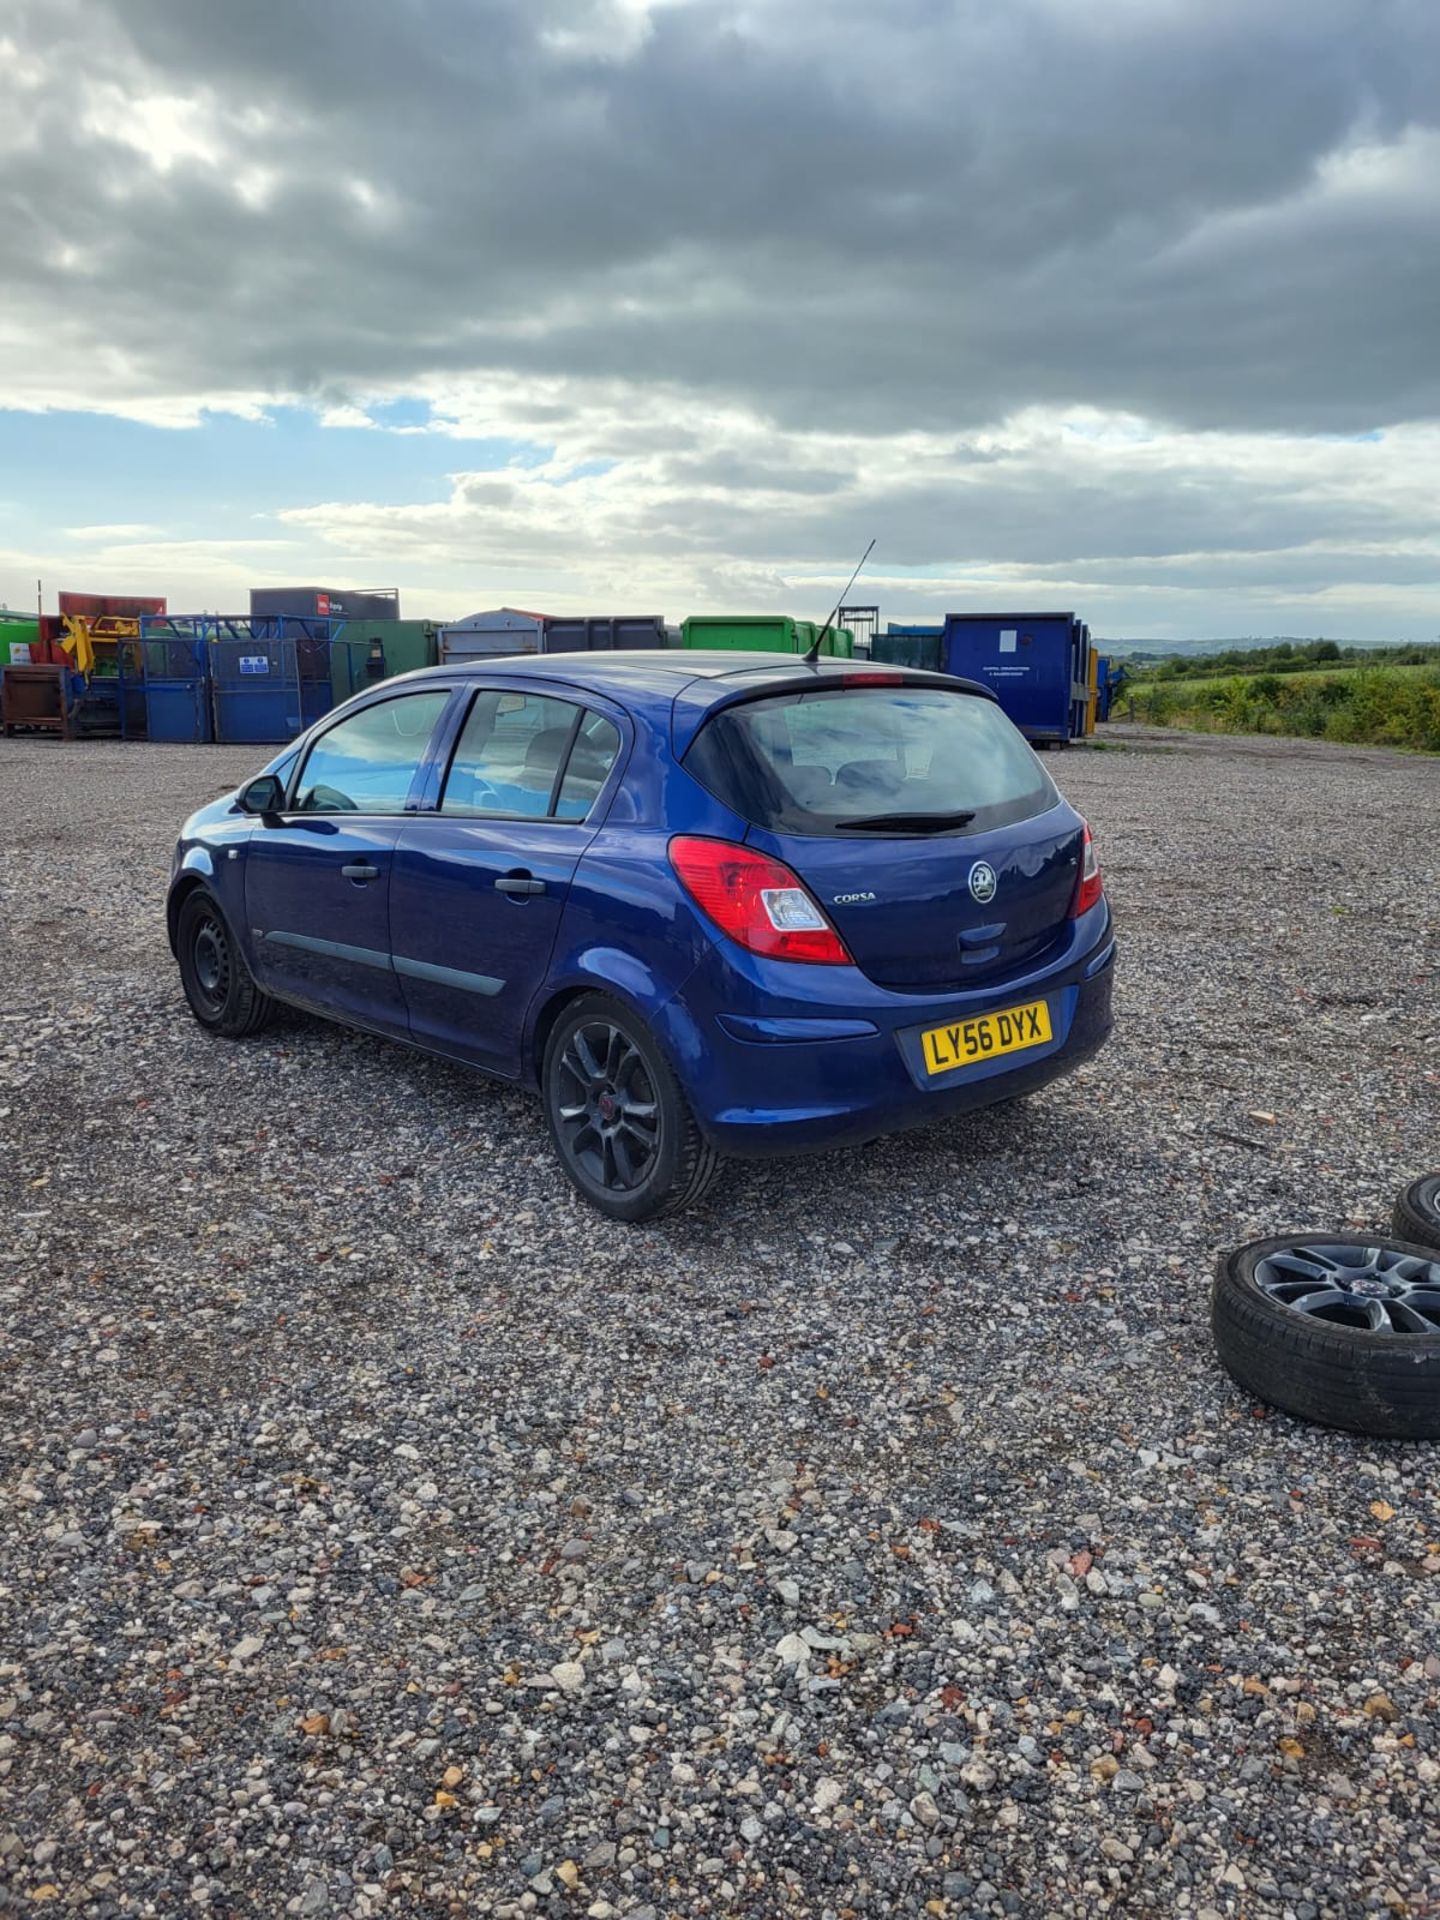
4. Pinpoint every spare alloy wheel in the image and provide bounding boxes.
[1212,1234,1440,1439]
[1393,1174,1440,1255]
